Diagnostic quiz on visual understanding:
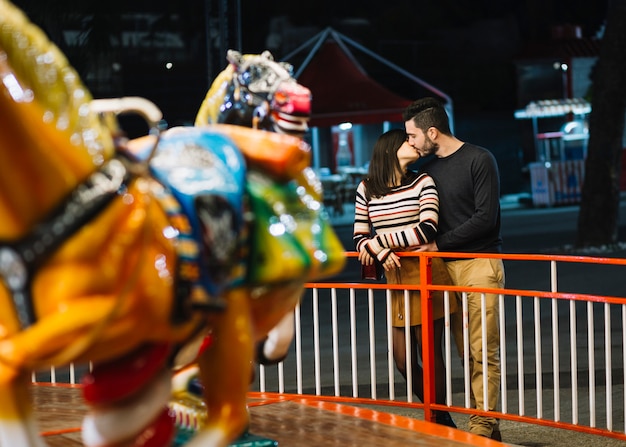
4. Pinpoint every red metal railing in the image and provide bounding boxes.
[32,250,626,442]
[254,251,626,442]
